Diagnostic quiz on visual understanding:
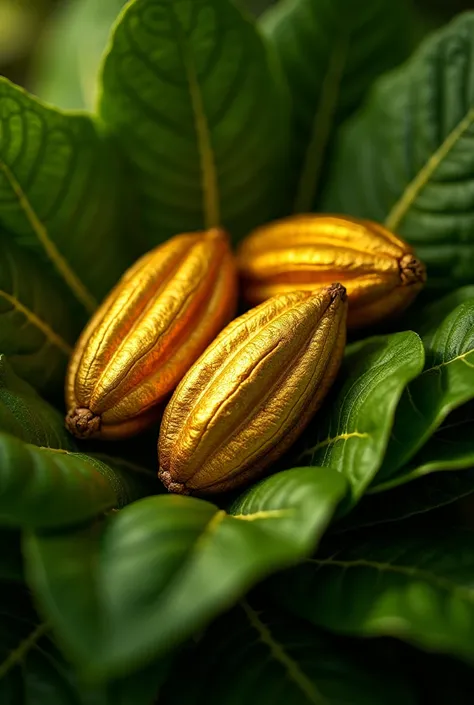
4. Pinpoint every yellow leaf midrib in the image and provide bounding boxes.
[241,600,328,705]
[385,107,474,231]
[168,5,220,229]
[0,288,72,356]
[0,160,97,313]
